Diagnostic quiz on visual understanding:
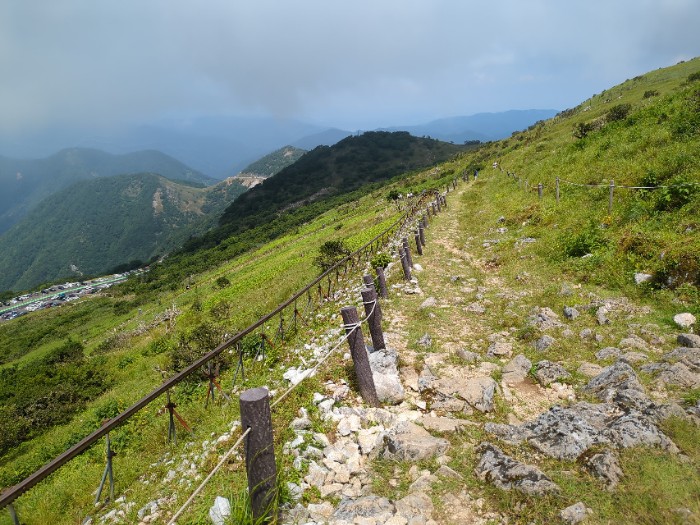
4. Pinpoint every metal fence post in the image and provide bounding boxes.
[240,388,277,522]
[340,307,380,407]
[361,287,385,351]
[95,433,115,504]
[7,504,19,525]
